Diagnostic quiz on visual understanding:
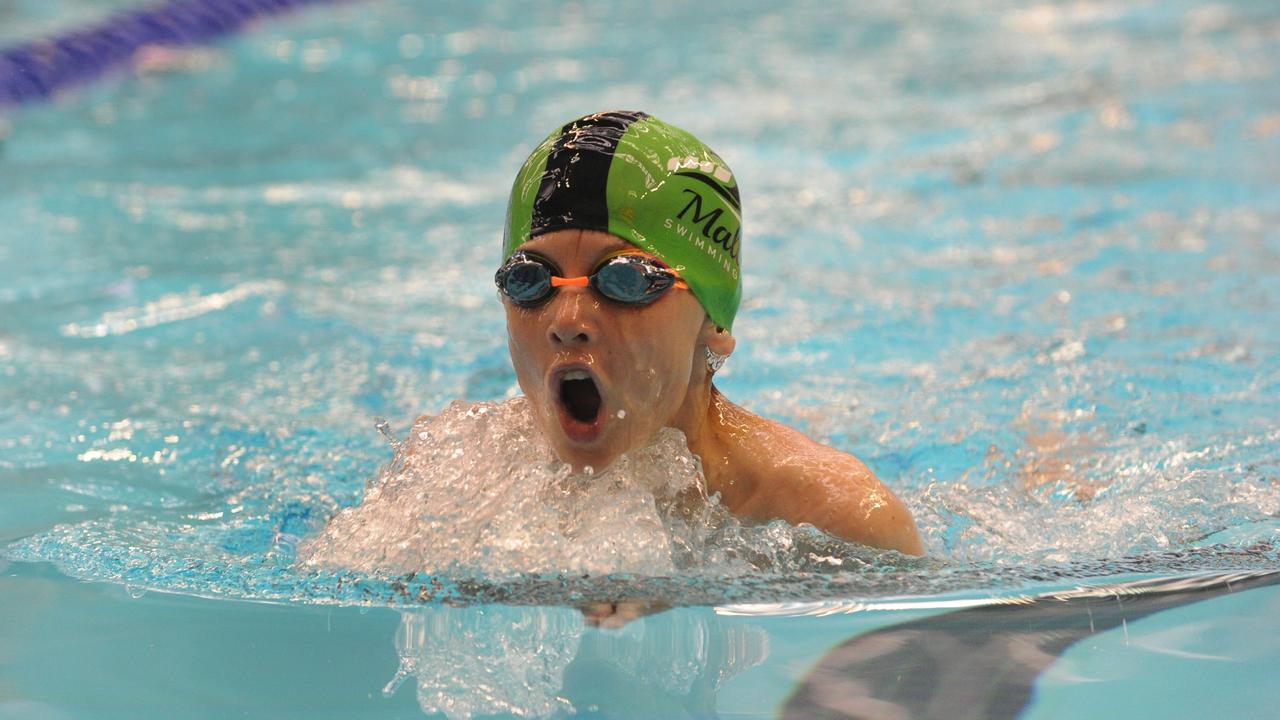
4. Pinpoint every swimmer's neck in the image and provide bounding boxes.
[673,383,755,504]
